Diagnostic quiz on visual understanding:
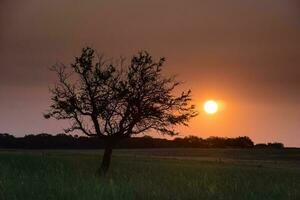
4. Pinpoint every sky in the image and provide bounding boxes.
[0,0,300,146]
